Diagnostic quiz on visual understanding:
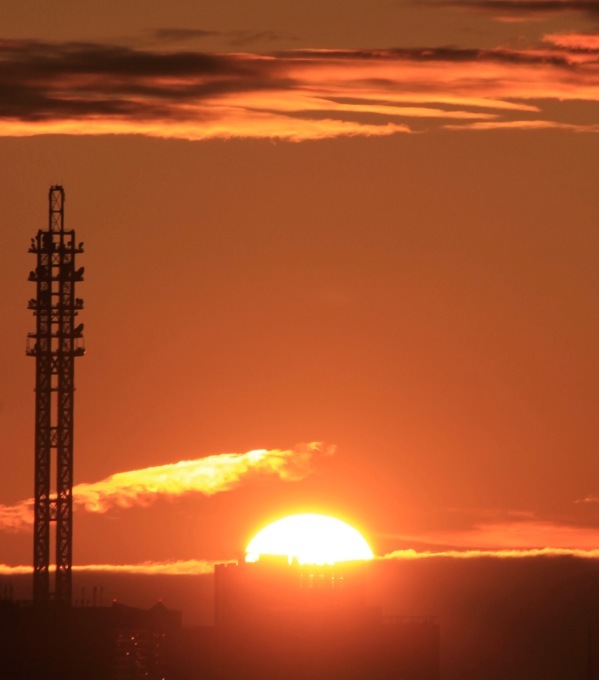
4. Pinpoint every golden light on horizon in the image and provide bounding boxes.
[245,513,374,566]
